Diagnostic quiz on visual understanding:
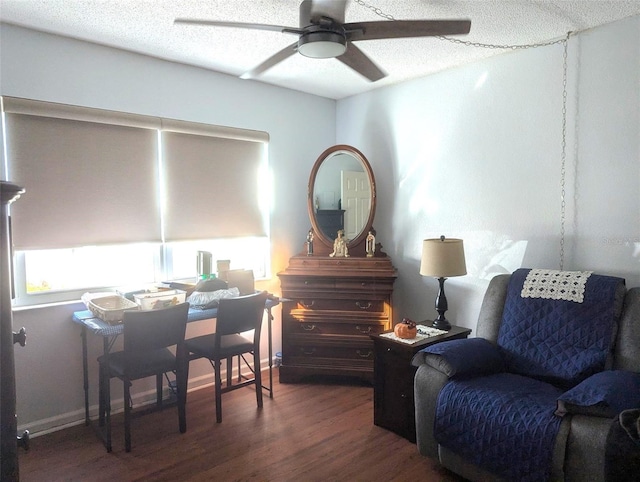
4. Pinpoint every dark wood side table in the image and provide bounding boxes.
[370,323,471,442]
